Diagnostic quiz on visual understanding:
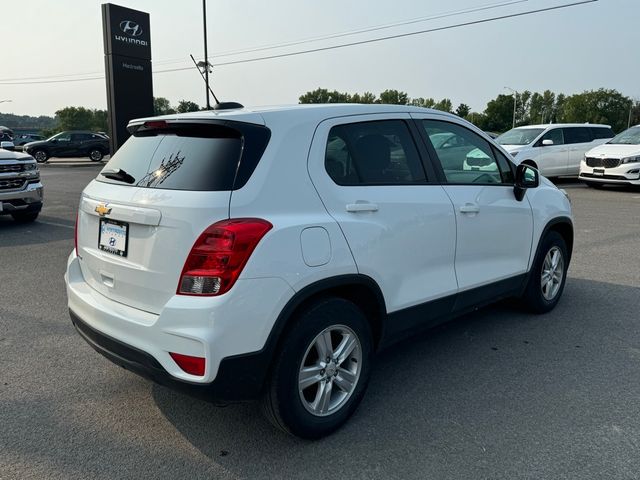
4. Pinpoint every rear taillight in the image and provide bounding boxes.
[74,212,79,256]
[177,218,272,296]
[169,352,205,376]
